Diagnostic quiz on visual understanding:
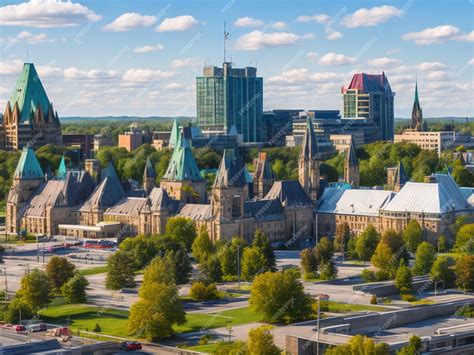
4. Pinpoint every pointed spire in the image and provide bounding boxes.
[144,156,156,178]
[213,149,245,188]
[14,147,44,180]
[57,156,67,180]
[394,161,409,186]
[347,140,358,166]
[300,117,318,161]
[162,132,202,181]
[414,80,419,105]
[169,119,179,148]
